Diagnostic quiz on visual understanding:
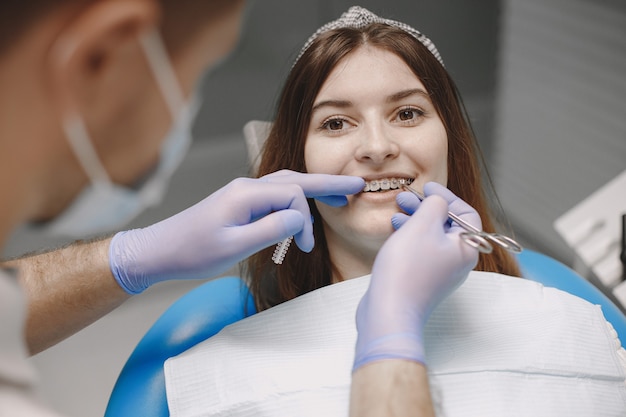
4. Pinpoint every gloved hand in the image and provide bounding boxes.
[110,170,364,294]
[390,182,482,231]
[353,182,480,370]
